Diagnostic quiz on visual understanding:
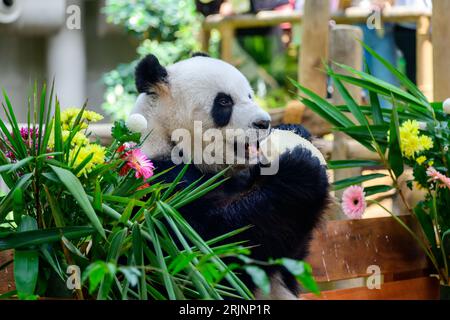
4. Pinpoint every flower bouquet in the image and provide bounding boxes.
[0,84,317,300]
[294,43,450,299]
